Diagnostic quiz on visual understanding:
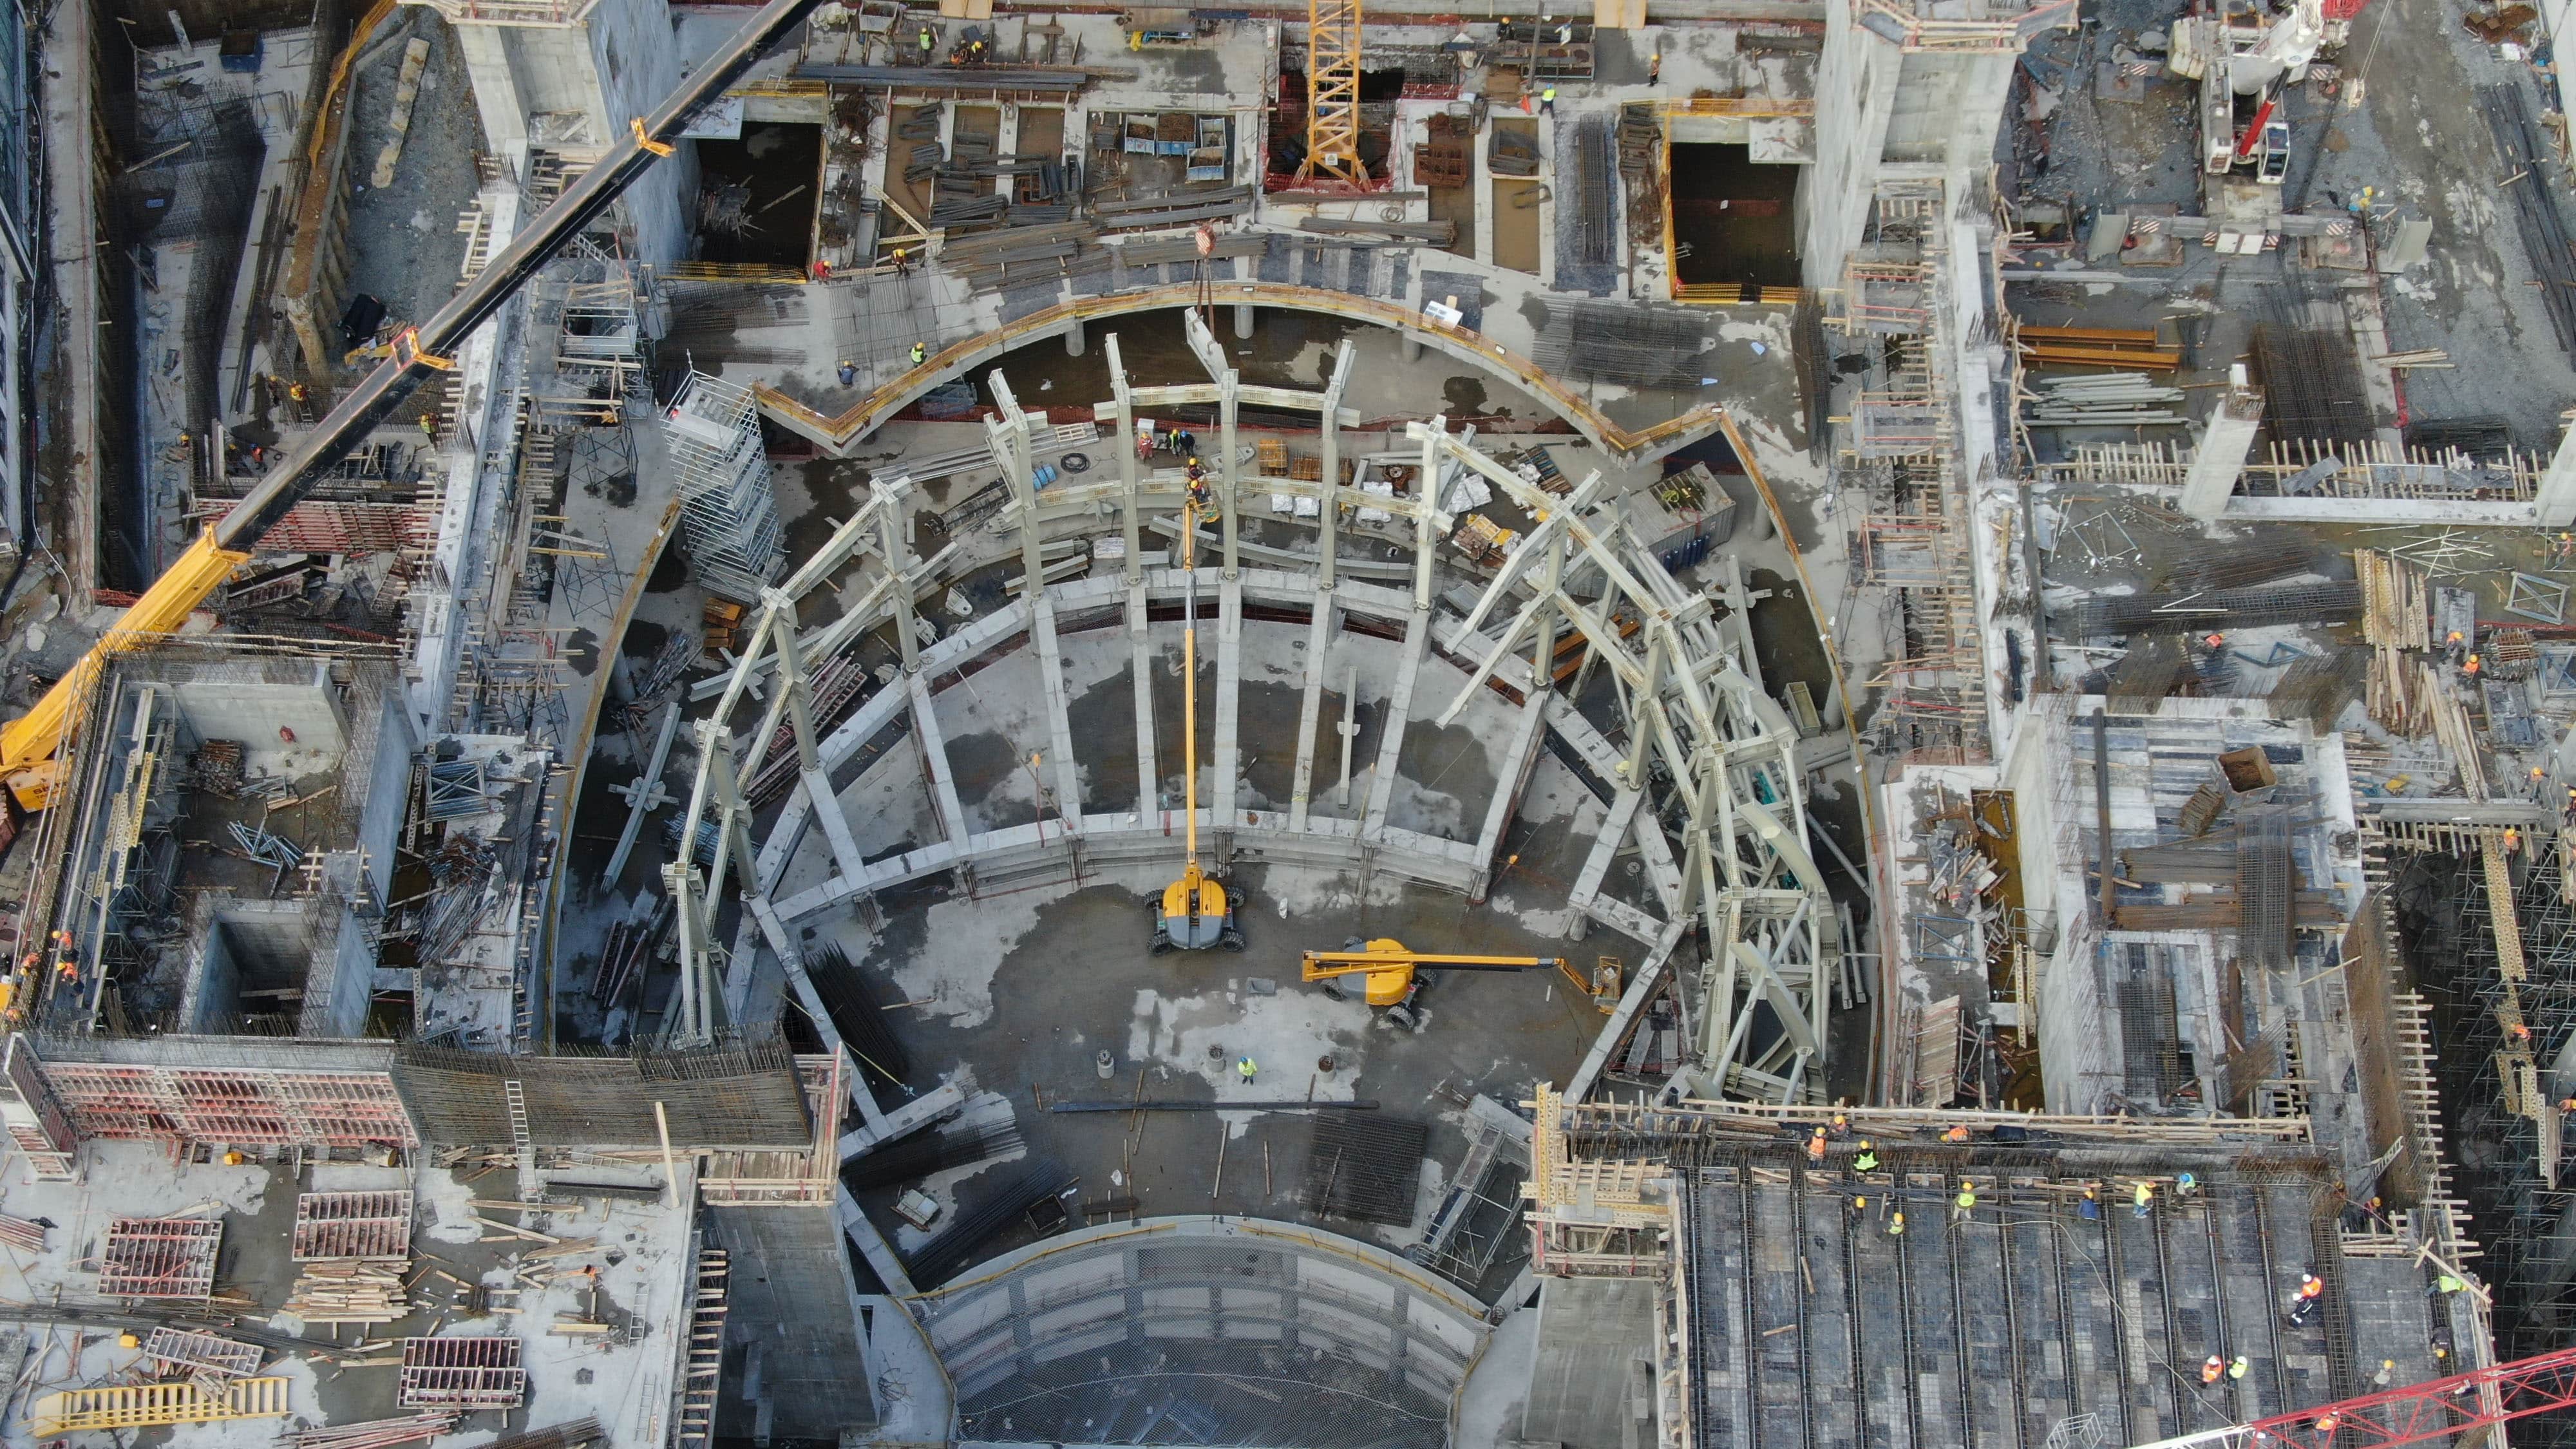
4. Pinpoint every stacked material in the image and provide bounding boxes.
[0,1213,46,1253]
[283,1260,410,1323]
[292,1416,459,1449]
[2022,371,2187,427]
